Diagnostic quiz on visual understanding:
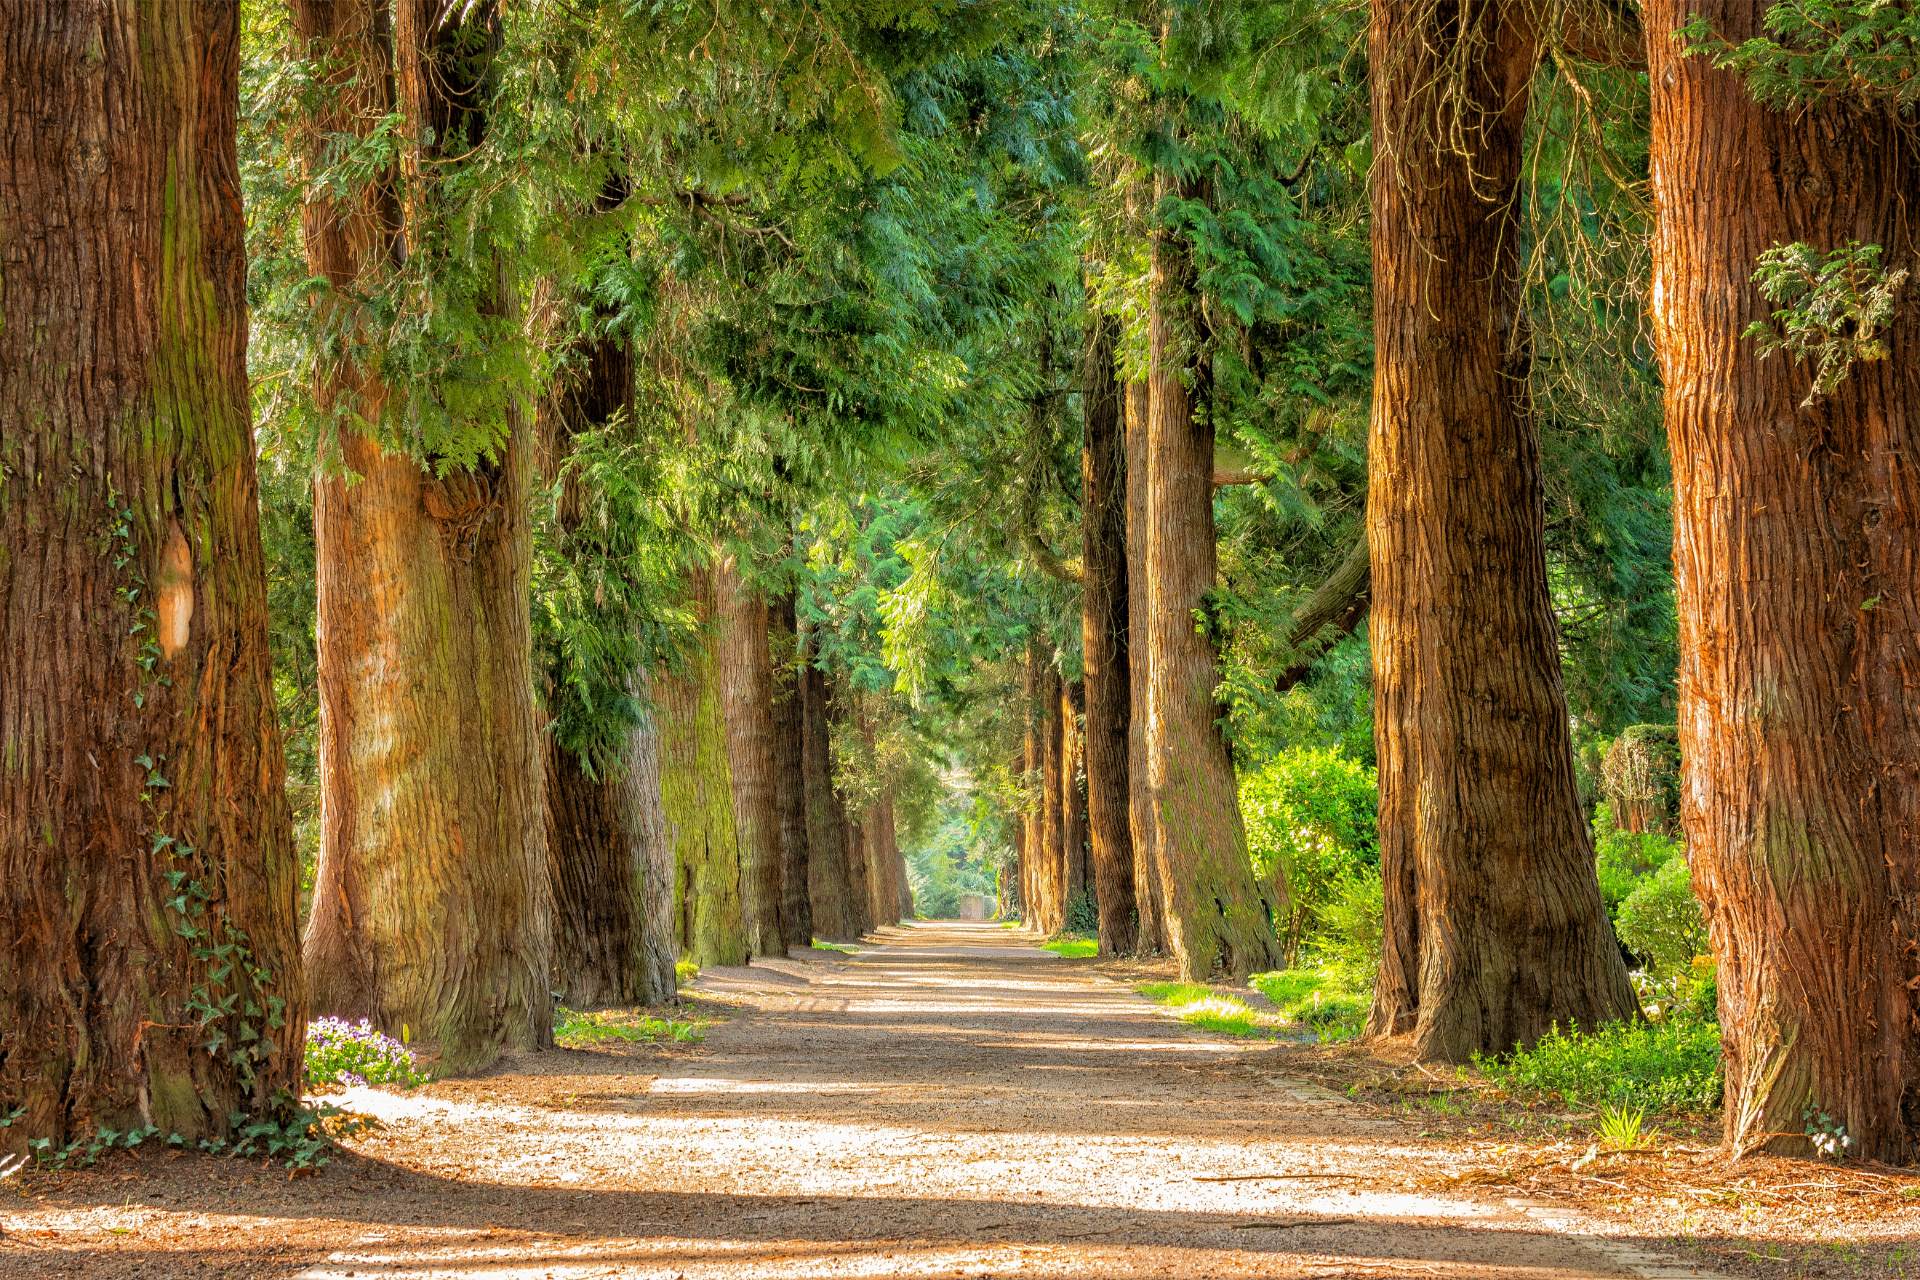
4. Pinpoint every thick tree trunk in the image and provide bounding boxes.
[296,0,551,1072]
[658,570,746,969]
[544,684,675,1006]
[800,651,859,939]
[715,557,786,957]
[0,0,305,1146]
[1645,0,1920,1162]
[1144,177,1284,981]
[1364,0,1636,1059]
[770,594,812,948]
[1082,314,1139,954]
[1124,379,1166,955]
